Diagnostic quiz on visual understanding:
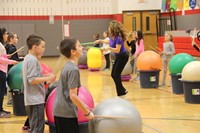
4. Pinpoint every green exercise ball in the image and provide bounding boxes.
[7,62,23,90]
[169,53,194,74]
